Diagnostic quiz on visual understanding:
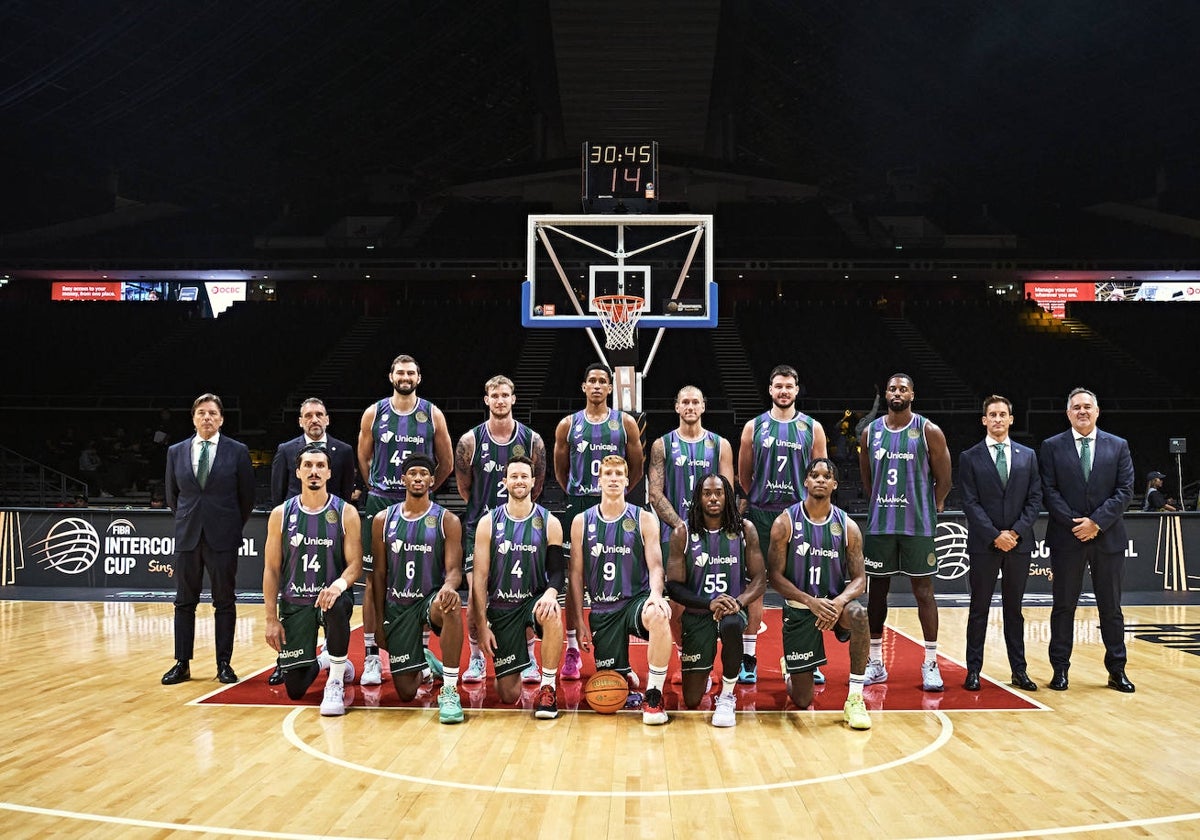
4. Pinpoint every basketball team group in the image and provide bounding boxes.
[160,355,1136,730]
